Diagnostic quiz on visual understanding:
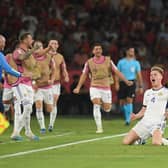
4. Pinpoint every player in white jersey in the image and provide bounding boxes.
[123,65,168,146]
